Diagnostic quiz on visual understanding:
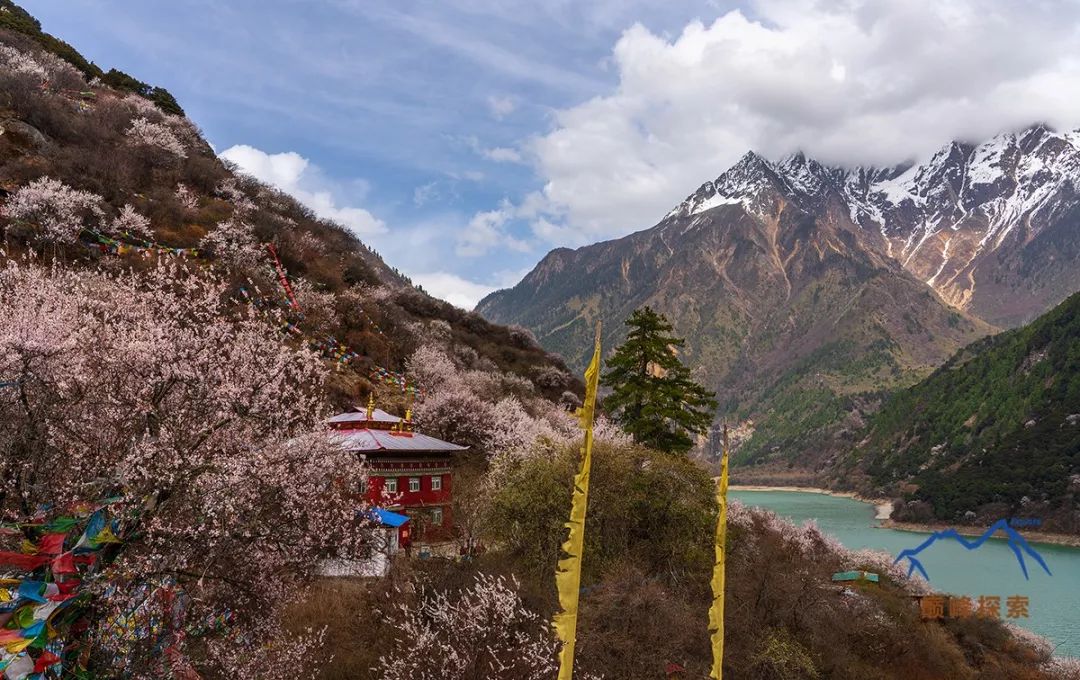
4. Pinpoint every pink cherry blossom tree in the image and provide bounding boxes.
[376,573,588,680]
[407,340,625,481]
[214,178,257,215]
[125,116,188,159]
[0,41,82,86]
[1,176,104,245]
[110,203,153,240]
[0,43,49,79]
[175,183,199,212]
[199,217,264,271]
[0,257,370,678]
